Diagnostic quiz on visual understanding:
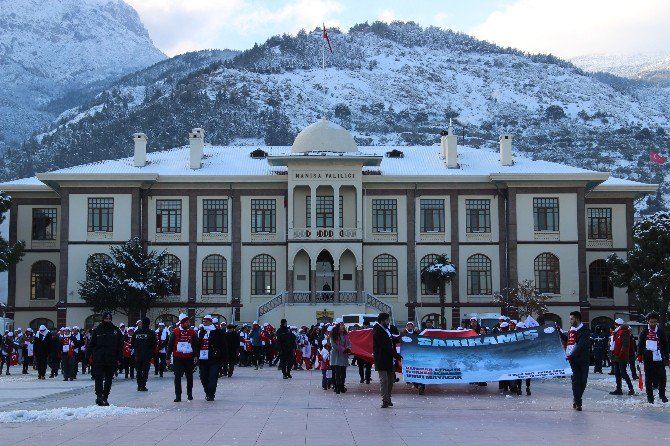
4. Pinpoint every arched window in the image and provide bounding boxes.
[589,259,613,298]
[202,254,226,295]
[84,314,103,330]
[155,314,178,327]
[373,254,398,295]
[420,254,440,295]
[591,316,614,332]
[467,254,492,295]
[29,318,55,331]
[534,253,560,294]
[86,253,111,280]
[251,254,276,295]
[31,261,56,300]
[161,254,182,295]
